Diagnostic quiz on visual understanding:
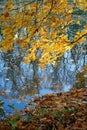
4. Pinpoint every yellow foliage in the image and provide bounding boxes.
[76,20,80,25]
[74,0,87,10]
[4,2,14,10]
[24,55,31,64]
[0,0,87,68]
